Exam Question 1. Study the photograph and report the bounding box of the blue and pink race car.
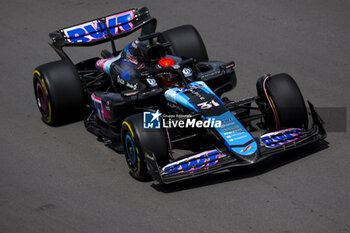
[33,7,326,184]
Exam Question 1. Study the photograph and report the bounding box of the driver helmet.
[124,40,142,64]
[156,57,178,86]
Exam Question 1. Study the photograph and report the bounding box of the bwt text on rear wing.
[48,7,157,60]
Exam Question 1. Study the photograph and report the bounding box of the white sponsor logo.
[182,67,192,77]
[162,118,221,128]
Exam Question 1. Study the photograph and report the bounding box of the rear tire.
[33,60,84,125]
[256,73,308,129]
[121,113,170,180]
[159,25,208,61]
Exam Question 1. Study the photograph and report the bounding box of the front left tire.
[121,113,170,180]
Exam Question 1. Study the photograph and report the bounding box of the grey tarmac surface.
[1,0,350,232]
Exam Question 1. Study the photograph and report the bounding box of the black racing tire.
[256,73,308,129]
[159,25,209,61]
[121,113,170,180]
[33,60,84,125]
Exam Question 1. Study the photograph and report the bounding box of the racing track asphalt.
[1,0,350,232]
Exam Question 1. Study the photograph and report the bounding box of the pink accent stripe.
[102,105,112,119]
[95,59,108,70]
[262,128,302,137]
[165,127,173,160]
[36,83,47,111]
[162,149,218,171]
[64,10,135,40]
[91,93,101,101]
[95,54,121,71]
[160,115,173,159]
[92,93,111,119]
[263,75,279,129]
[161,149,220,175]
[105,11,135,33]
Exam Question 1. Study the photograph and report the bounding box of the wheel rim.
[35,81,49,118]
[124,134,137,170]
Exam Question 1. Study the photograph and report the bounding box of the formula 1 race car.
[33,7,326,184]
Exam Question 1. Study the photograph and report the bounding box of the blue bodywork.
[165,81,258,158]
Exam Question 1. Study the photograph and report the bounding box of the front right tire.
[256,73,309,129]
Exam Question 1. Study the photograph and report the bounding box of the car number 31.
[197,100,220,109]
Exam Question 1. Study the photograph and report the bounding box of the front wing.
[145,102,326,184]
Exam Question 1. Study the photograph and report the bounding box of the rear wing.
[49,7,157,60]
